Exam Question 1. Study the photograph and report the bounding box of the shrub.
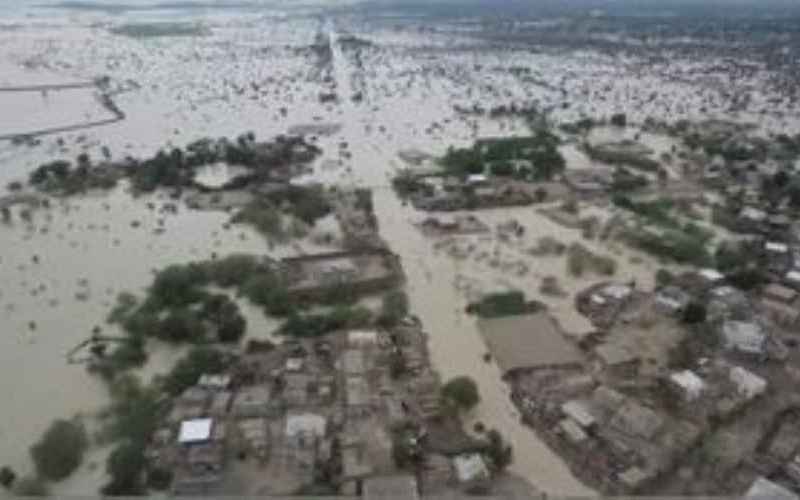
[102,442,146,496]
[682,302,707,324]
[162,347,228,396]
[12,476,49,496]
[30,419,89,481]
[379,290,409,327]
[442,376,480,411]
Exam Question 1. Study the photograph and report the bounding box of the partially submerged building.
[477,313,583,378]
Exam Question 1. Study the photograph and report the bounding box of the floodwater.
[0,4,795,496]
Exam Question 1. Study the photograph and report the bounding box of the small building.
[558,418,589,445]
[698,268,725,284]
[668,370,705,402]
[745,477,798,500]
[654,286,691,315]
[285,357,304,372]
[231,386,272,418]
[345,375,373,419]
[729,366,767,400]
[452,453,490,484]
[197,374,231,390]
[764,283,798,304]
[766,241,790,254]
[618,466,649,491]
[561,400,596,429]
[348,330,378,347]
[178,418,214,445]
[595,343,639,377]
[342,349,367,376]
[285,413,326,443]
[721,321,767,356]
[761,298,800,327]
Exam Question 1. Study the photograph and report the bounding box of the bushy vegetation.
[442,376,480,412]
[466,291,544,318]
[28,157,119,194]
[28,133,321,195]
[100,348,228,494]
[483,429,513,471]
[30,419,89,481]
[440,132,566,181]
[566,243,617,277]
[378,290,409,327]
[623,227,713,266]
[278,306,373,337]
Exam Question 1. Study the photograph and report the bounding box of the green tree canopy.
[442,376,480,412]
[30,419,89,481]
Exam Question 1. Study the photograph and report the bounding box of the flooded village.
[2,0,800,497]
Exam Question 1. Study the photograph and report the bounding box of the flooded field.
[0,1,799,495]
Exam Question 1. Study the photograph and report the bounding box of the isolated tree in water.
[442,376,480,412]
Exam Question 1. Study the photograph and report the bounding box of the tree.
[682,302,707,324]
[102,442,146,496]
[30,419,89,481]
[610,113,627,127]
[379,290,409,327]
[484,430,513,470]
[442,376,480,412]
[0,466,16,489]
[159,309,205,343]
[654,268,674,288]
[162,347,228,396]
[217,310,246,343]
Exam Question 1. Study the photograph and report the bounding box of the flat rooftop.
[477,313,583,375]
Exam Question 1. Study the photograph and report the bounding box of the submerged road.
[326,22,596,497]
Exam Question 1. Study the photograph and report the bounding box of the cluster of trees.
[28,154,118,194]
[623,227,713,266]
[278,306,373,337]
[566,242,617,277]
[130,133,320,192]
[96,255,281,378]
[441,132,566,181]
[466,291,544,318]
[231,184,331,239]
[30,419,89,481]
[99,348,229,494]
[612,195,680,228]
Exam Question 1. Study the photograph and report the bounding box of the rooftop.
[477,313,583,375]
[178,418,213,444]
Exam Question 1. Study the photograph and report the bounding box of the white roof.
[561,400,596,428]
[285,413,326,438]
[590,294,607,305]
[740,207,767,221]
[348,330,378,345]
[699,268,724,282]
[285,358,304,371]
[766,241,789,253]
[467,174,488,183]
[786,270,800,283]
[746,477,798,500]
[453,453,489,483]
[178,418,213,444]
[722,321,766,354]
[729,366,767,399]
[669,370,705,400]
[602,284,632,300]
